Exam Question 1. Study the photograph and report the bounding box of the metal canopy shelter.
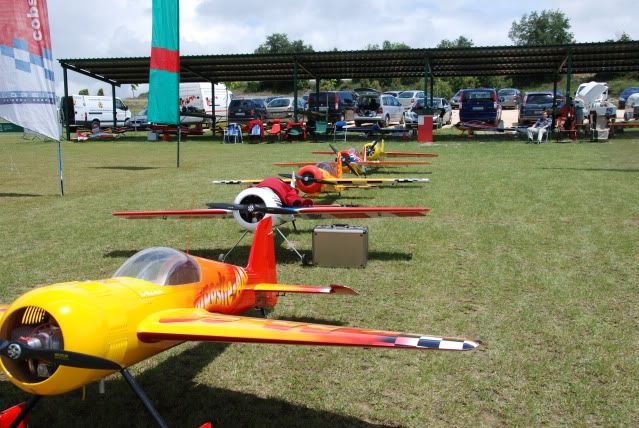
[60,41,639,83]
[59,41,639,135]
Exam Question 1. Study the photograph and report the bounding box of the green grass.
[1,131,638,427]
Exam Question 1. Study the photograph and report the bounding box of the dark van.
[459,88,502,125]
[307,91,356,123]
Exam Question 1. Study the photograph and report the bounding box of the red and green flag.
[148,0,179,124]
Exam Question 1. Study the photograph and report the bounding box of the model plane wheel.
[301,253,312,266]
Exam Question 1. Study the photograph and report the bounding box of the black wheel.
[91,119,100,128]
[123,118,130,127]
[301,253,312,266]
[381,115,389,128]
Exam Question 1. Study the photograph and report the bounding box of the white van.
[61,95,131,128]
[179,82,232,124]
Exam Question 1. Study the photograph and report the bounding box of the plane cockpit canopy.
[113,247,200,286]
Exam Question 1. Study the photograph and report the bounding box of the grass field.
[1,130,638,427]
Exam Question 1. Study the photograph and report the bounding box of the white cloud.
[45,0,638,96]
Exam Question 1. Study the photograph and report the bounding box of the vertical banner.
[0,0,59,140]
[148,0,180,125]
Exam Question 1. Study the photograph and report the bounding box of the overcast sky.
[48,0,638,97]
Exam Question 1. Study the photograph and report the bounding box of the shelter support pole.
[430,72,434,107]
[63,66,70,141]
[315,79,320,114]
[111,84,117,128]
[565,49,573,104]
[211,81,215,138]
[552,74,558,130]
[293,61,299,122]
[424,62,428,107]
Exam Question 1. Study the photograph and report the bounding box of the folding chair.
[284,121,306,142]
[311,120,328,142]
[333,120,348,142]
[223,123,243,143]
[247,119,264,143]
[267,119,282,143]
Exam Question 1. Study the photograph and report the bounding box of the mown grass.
[1,130,638,427]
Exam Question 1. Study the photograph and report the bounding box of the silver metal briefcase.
[312,225,368,268]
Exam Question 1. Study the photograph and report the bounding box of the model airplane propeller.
[0,218,479,428]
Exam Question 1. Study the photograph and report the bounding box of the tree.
[78,88,89,95]
[605,32,632,42]
[253,33,314,92]
[97,88,104,96]
[508,10,574,46]
[437,36,474,49]
[130,84,139,97]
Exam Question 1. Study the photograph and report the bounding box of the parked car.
[618,86,639,109]
[623,93,639,120]
[265,97,305,119]
[449,90,462,109]
[397,90,425,110]
[383,90,403,97]
[459,88,502,125]
[227,98,267,122]
[130,108,148,130]
[404,97,452,128]
[307,91,357,123]
[498,88,522,109]
[518,91,565,124]
[354,93,404,127]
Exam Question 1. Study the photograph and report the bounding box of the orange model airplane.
[277,142,435,176]
[0,218,479,427]
[311,139,438,162]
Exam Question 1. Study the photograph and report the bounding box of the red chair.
[247,119,264,143]
[267,119,281,142]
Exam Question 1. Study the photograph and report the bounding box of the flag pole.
[57,138,64,195]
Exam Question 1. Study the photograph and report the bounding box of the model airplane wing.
[384,151,438,158]
[0,305,8,323]
[247,283,357,294]
[310,151,438,158]
[274,161,323,167]
[354,160,432,166]
[113,209,233,219]
[314,177,430,185]
[291,206,430,218]
[137,308,479,351]
[212,179,269,185]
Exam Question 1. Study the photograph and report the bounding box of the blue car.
[618,86,639,109]
[459,88,502,125]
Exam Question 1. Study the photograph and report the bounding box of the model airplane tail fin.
[245,217,277,284]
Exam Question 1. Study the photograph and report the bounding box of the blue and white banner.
[0,0,59,141]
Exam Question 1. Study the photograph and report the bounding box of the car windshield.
[113,247,200,286]
[398,92,416,98]
[358,95,380,109]
[499,89,517,95]
[526,94,555,104]
[463,90,493,101]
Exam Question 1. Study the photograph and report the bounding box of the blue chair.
[223,123,243,144]
[333,120,348,142]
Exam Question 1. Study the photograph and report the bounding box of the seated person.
[527,111,552,144]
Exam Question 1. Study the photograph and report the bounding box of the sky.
[47,0,638,97]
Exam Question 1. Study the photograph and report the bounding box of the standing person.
[527,110,552,144]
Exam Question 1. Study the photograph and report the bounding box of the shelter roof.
[59,41,639,85]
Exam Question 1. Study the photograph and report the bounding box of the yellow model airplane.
[0,218,479,427]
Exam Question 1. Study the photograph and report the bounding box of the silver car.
[354,93,404,127]
[265,97,305,119]
[397,90,425,110]
[404,97,452,128]
[498,88,521,109]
